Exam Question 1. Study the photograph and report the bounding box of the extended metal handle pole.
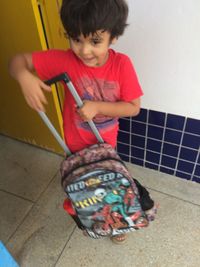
[39,72,104,154]
[45,72,104,144]
[38,111,71,156]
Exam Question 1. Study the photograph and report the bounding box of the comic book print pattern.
[65,169,148,238]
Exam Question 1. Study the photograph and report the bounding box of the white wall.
[114,0,200,119]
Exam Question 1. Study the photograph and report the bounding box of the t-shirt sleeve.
[119,55,143,101]
[32,49,69,80]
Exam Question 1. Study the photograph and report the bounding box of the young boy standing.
[9,0,157,243]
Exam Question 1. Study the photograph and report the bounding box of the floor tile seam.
[5,202,34,245]
[35,169,60,202]
[0,189,35,204]
[0,133,64,159]
[54,225,77,267]
[5,170,60,245]
[146,186,200,208]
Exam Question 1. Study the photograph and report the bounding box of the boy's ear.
[111,37,118,45]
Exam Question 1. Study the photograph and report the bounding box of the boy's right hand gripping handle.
[45,72,104,143]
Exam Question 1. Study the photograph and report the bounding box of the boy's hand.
[77,100,99,121]
[77,99,141,120]
[18,70,51,112]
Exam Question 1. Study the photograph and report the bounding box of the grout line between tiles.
[191,147,200,181]
[158,113,168,172]
[5,204,34,245]
[0,189,35,204]
[35,169,60,201]
[145,186,200,208]
[6,170,60,245]
[143,109,149,168]
[173,118,187,177]
[54,225,77,267]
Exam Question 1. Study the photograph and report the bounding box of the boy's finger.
[28,97,45,112]
[35,100,45,112]
[42,82,52,92]
[38,90,48,105]
[41,96,48,105]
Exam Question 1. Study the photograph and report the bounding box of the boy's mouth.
[81,57,97,66]
[82,57,95,62]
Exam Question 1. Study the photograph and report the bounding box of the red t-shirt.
[32,49,143,152]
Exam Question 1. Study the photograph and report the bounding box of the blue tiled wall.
[117,109,200,183]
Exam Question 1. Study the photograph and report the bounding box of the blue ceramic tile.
[198,154,200,164]
[117,142,130,156]
[131,157,144,166]
[131,121,146,136]
[175,171,191,180]
[166,114,185,131]
[119,118,130,132]
[118,153,129,162]
[192,176,200,183]
[194,165,200,177]
[147,125,164,140]
[161,155,177,169]
[160,166,175,175]
[164,129,182,145]
[132,108,147,123]
[118,131,130,144]
[149,110,166,127]
[180,147,198,163]
[145,162,159,170]
[163,143,179,157]
[185,118,200,135]
[131,135,145,148]
[177,160,194,174]
[131,146,145,159]
[182,133,200,149]
[147,139,162,153]
[146,151,160,164]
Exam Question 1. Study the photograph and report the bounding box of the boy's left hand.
[77,100,98,121]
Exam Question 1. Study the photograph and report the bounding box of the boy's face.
[69,30,116,67]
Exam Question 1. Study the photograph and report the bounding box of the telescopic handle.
[38,72,104,154]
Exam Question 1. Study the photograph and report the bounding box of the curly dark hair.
[60,0,128,40]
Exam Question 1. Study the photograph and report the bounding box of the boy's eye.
[72,38,80,43]
[91,39,101,45]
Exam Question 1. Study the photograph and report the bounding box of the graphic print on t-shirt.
[75,76,120,131]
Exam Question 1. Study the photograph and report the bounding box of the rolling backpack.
[38,73,149,239]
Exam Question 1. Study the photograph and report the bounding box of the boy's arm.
[9,53,51,111]
[77,98,141,121]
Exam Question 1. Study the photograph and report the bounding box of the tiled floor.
[1,134,200,267]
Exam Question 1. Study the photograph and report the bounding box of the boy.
[9,0,157,243]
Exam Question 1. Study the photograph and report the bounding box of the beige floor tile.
[127,163,200,206]
[0,191,33,243]
[0,135,63,201]
[2,135,200,267]
[7,173,75,267]
[55,190,200,267]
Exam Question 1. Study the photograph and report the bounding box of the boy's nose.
[80,44,91,56]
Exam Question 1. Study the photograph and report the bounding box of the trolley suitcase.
[39,73,149,238]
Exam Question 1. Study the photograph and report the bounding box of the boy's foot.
[145,203,159,221]
[110,234,127,244]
